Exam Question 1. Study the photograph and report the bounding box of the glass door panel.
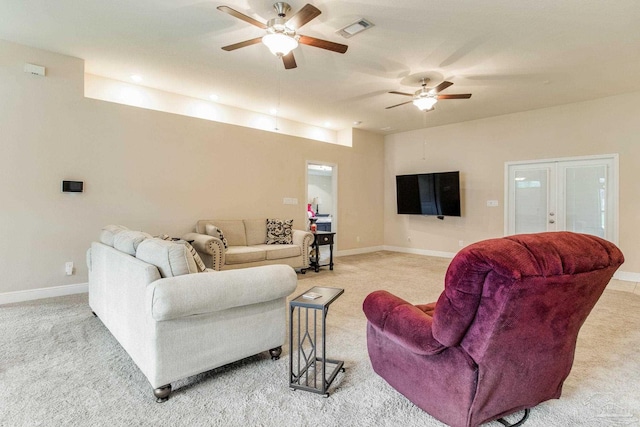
[514,168,551,233]
[508,163,556,234]
[562,164,607,238]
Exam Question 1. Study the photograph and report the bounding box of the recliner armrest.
[363,290,446,355]
[148,264,297,321]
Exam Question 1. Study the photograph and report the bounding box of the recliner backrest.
[431,232,624,421]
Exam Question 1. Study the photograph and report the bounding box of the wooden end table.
[309,231,335,272]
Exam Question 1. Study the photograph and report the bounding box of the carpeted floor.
[1,251,639,426]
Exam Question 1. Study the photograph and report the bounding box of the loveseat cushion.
[244,219,267,246]
[253,244,302,260]
[113,230,153,255]
[99,225,129,247]
[211,220,246,246]
[225,246,266,265]
[136,238,198,277]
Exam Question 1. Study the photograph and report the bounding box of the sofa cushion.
[136,238,198,277]
[157,234,207,273]
[113,230,153,255]
[225,246,266,265]
[99,225,129,247]
[253,244,301,260]
[244,219,267,246]
[205,224,228,249]
[211,220,246,246]
[266,218,293,244]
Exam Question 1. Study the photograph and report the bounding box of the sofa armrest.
[292,229,314,268]
[148,264,297,321]
[183,232,225,271]
[363,290,446,356]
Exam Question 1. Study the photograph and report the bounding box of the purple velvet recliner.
[363,232,624,427]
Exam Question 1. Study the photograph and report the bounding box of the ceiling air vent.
[337,18,374,38]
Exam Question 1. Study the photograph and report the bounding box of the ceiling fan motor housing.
[274,2,291,17]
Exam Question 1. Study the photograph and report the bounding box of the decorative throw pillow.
[205,224,229,249]
[266,218,293,244]
[158,234,207,273]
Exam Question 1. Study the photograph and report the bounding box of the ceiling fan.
[386,78,472,111]
[217,2,348,69]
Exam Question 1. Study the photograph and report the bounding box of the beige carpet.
[1,251,639,426]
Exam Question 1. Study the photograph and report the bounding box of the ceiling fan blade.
[298,35,348,54]
[221,37,263,51]
[385,100,414,109]
[389,91,414,97]
[217,5,267,29]
[282,52,297,69]
[437,94,472,99]
[433,81,454,93]
[286,4,321,30]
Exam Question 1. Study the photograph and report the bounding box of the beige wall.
[0,40,384,295]
[384,91,640,275]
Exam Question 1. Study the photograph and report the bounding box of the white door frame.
[504,153,619,244]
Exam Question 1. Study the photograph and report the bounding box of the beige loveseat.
[87,225,298,401]
[183,219,314,272]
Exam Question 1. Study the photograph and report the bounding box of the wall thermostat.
[62,180,84,193]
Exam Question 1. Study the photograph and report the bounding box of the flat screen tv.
[396,171,461,217]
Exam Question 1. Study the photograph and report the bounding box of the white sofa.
[87,225,298,401]
[184,219,314,272]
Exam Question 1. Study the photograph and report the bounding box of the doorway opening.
[307,161,338,253]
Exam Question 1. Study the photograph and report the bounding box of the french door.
[506,155,618,243]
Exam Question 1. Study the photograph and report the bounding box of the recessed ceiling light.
[130,74,142,83]
[270,108,278,115]
[324,121,331,127]
[353,121,362,126]
[381,126,392,131]
[209,94,219,101]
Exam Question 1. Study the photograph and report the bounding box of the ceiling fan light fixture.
[262,33,298,57]
[413,96,438,111]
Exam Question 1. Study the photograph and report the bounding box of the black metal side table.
[289,286,345,397]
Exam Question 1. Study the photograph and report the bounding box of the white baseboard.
[0,282,88,306]
[335,245,457,259]
[614,270,640,283]
[335,246,385,257]
[383,245,456,259]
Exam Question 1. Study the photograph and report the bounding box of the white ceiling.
[2,0,640,135]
